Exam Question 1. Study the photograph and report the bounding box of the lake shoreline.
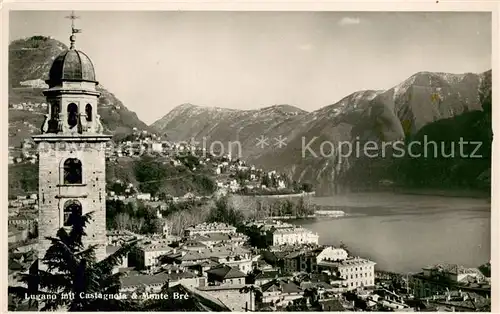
[296,192,490,273]
[393,188,490,199]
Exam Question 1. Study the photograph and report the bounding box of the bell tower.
[33,12,110,262]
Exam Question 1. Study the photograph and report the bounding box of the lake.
[292,192,490,273]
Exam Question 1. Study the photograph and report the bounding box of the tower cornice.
[43,88,101,97]
[33,134,112,142]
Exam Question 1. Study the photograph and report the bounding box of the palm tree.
[9,211,138,311]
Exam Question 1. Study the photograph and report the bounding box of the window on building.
[67,103,78,128]
[85,104,92,122]
[63,158,82,184]
[63,200,82,227]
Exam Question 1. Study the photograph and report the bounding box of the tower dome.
[46,48,97,86]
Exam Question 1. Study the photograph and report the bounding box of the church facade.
[33,33,110,262]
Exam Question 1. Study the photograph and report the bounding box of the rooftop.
[261,279,302,294]
[423,263,482,275]
[187,222,236,231]
[318,257,376,267]
[47,48,97,86]
[121,270,196,288]
[206,264,246,279]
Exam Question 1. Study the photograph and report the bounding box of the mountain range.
[153,71,492,193]
[9,36,492,194]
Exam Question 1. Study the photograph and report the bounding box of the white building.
[151,142,163,153]
[136,193,151,201]
[318,257,376,290]
[135,243,172,269]
[269,227,319,246]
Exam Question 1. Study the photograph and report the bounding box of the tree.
[303,287,320,309]
[301,182,313,193]
[478,262,491,278]
[207,197,245,227]
[261,175,271,188]
[339,241,350,255]
[9,211,138,311]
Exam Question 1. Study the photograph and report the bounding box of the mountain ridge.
[152,69,491,192]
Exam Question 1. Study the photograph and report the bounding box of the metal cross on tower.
[65,11,82,48]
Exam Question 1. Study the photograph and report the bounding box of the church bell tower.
[33,13,110,262]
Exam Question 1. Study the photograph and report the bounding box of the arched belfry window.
[63,200,82,227]
[63,158,82,184]
[85,104,93,122]
[67,103,78,128]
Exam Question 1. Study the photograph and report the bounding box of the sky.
[10,11,492,124]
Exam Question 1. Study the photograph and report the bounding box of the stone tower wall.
[37,140,108,262]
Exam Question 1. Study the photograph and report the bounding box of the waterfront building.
[412,263,490,299]
[243,220,319,248]
[268,227,319,246]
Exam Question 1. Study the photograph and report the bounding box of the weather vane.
[65,11,82,49]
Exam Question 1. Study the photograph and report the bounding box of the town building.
[268,226,319,246]
[120,269,200,293]
[260,279,303,307]
[136,193,151,201]
[412,263,490,299]
[282,248,323,274]
[318,257,376,290]
[206,264,247,286]
[33,30,110,262]
[132,243,172,269]
[196,285,255,311]
[107,230,141,245]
